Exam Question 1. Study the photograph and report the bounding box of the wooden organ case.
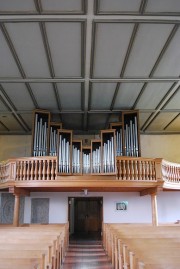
[31,109,141,175]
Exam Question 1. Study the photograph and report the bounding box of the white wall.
[24,191,180,224]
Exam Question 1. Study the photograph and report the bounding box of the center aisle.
[62,240,113,269]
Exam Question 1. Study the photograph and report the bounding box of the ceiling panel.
[62,114,82,130]
[153,28,180,77]
[166,115,180,131]
[146,112,179,131]
[20,113,32,130]
[136,82,173,109]
[0,114,24,131]
[30,83,58,110]
[114,83,144,109]
[0,29,21,77]
[139,112,152,129]
[90,83,116,110]
[45,22,82,77]
[1,83,35,110]
[124,23,174,77]
[0,98,9,111]
[164,89,180,110]
[98,0,141,13]
[145,0,180,13]
[57,83,82,110]
[5,23,50,77]
[93,23,134,78]
[41,0,83,13]
[0,120,9,131]
[0,0,36,13]
[88,114,107,130]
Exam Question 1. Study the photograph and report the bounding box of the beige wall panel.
[0,134,180,164]
[0,135,31,161]
[141,134,180,163]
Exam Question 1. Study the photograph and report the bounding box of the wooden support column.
[151,193,158,226]
[13,194,20,227]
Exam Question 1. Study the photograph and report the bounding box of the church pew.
[0,224,69,269]
[103,224,180,269]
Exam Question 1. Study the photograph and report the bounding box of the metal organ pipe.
[58,135,71,173]
[103,135,115,173]
[124,116,139,157]
[72,145,80,174]
[50,127,58,156]
[33,114,48,157]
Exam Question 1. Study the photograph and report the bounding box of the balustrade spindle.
[119,160,123,180]
[27,160,30,180]
[42,160,46,180]
[138,161,142,180]
[34,160,38,180]
[30,160,34,180]
[130,160,134,180]
[47,159,50,180]
[23,161,27,180]
[149,162,152,180]
[50,160,53,180]
[19,161,23,180]
[126,160,130,180]
[117,160,120,179]
[134,160,138,180]
[145,161,149,180]
[39,159,42,180]
[123,160,126,180]
[141,161,145,180]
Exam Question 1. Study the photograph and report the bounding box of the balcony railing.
[116,156,158,181]
[162,159,180,186]
[0,156,180,188]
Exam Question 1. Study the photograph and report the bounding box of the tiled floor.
[62,240,113,269]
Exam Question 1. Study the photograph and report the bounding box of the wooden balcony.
[0,156,180,194]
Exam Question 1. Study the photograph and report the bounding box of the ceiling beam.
[1,14,180,23]
[1,77,180,83]
[2,108,180,115]
[83,0,94,131]
[34,0,62,122]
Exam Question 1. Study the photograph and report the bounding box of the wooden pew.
[103,223,180,269]
[0,223,69,269]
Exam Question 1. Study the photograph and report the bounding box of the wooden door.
[73,197,102,236]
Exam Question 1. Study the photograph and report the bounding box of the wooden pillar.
[13,194,20,227]
[151,193,158,226]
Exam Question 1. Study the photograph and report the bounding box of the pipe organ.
[31,109,140,175]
